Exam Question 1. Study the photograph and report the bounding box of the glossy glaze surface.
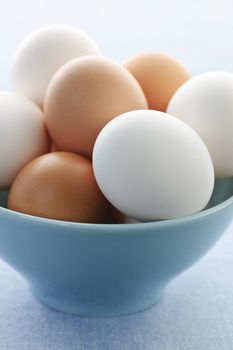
[0,178,233,316]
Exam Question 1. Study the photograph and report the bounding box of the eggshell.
[0,91,50,190]
[50,143,59,152]
[115,213,141,224]
[124,53,191,112]
[123,217,141,224]
[167,72,233,178]
[109,207,141,224]
[44,56,148,158]
[8,152,111,223]
[93,110,214,221]
[110,208,126,224]
[11,25,102,107]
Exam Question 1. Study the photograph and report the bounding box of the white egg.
[0,91,50,189]
[11,25,102,107]
[167,72,233,178]
[123,217,141,224]
[93,110,214,221]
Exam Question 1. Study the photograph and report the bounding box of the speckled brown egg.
[44,56,148,158]
[8,152,111,223]
[124,52,191,112]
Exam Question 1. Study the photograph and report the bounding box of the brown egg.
[44,56,148,158]
[110,207,126,224]
[110,208,140,224]
[8,152,111,223]
[50,142,59,152]
[124,52,191,112]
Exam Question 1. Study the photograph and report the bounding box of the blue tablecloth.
[0,223,233,350]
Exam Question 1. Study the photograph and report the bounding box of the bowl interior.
[1,177,233,224]
[205,177,233,209]
[1,178,233,317]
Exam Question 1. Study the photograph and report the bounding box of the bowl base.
[31,285,164,317]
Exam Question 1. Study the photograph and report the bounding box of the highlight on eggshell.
[167,72,233,178]
[44,56,148,158]
[93,109,215,222]
[11,24,102,107]
[124,52,191,112]
[0,23,230,225]
[0,91,50,190]
[8,152,112,223]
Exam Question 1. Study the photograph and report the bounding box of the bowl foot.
[31,285,164,317]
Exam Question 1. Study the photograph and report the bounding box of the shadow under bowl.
[0,178,233,317]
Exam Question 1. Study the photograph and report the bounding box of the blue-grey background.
[1,0,233,349]
[1,0,233,89]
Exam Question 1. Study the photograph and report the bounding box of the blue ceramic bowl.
[0,178,233,317]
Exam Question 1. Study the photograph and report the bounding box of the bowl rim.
[1,189,233,232]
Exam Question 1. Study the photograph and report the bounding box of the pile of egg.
[1,24,232,224]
